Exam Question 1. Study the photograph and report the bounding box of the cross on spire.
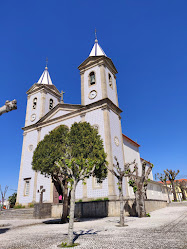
[45,57,48,69]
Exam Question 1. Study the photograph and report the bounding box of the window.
[49,99,53,110]
[93,124,99,131]
[24,178,31,196]
[92,177,102,189]
[33,97,37,109]
[108,73,113,88]
[89,72,96,86]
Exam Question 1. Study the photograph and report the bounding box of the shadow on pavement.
[0,228,10,234]
[73,229,100,243]
[43,217,105,225]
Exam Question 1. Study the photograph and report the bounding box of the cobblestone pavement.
[0,202,187,249]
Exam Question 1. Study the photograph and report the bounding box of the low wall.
[51,199,167,218]
[34,203,51,219]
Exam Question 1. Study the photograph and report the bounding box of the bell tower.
[25,66,61,127]
[78,37,119,107]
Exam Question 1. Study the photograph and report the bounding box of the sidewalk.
[0,202,187,249]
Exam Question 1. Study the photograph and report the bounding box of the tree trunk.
[61,179,69,223]
[181,188,186,200]
[119,180,124,226]
[137,185,146,218]
[166,185,171,203]
[68,181,77,246]
[171,181,177,201]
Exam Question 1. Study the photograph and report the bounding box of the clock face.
[89,90,97,99]
[114,136,119,146]
[30,113,36,122]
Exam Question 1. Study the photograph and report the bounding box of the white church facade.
[16,38,169,206]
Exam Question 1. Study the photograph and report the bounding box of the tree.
[0,185,8,210]
[32,125,69,222]
[176,180,187,200]
[55,122,108,246]
[107,156,136,226]
[157,172,171,203]
[8,192,17,207]
[125,161,154,218]
[164,169,180,202]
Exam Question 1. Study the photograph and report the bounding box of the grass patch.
[57,242,80,247]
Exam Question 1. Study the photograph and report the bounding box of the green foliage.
[32,122,107,184]
[14,204,25,209]
[133,186,138,193]
[32,125,69,177]
[92,198,103,201]
[8,192,17,207]
[58,242,79,248]
[56,122,108,185]
[67,122,108,182]
[104,197,109,201]
[28,203,34,208]
[78,199,82,202]
[146,213,151,217]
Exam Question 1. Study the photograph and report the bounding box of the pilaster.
[102,106,116,198]
[32,128,41,202]
[16,132,27,204]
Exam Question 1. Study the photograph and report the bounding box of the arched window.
[33,97,37,109]
[108,73,113,88]
[89,71,96,86]
[49,99,53,110]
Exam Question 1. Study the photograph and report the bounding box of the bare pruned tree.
[107,156,136,226]
[126,161,154,218]
[157,172,171,203]
[0,100,17,116]
[164,169,180,202]
[0,185,8,210]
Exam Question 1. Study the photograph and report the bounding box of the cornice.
[23,98,122,132]
[78,56,118,75]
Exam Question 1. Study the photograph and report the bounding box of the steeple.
[37,66,53,85]
[89,31,106,57]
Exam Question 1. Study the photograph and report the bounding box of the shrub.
[14,204,25,209]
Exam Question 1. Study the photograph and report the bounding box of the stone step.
[0,208,34,220]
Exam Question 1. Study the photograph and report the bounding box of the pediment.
[78,56,118,75]
[37,103,83,123]
[26,83,61,97]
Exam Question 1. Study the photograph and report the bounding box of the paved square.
[0,202,186,249]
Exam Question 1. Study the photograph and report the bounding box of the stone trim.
[78,56,118,75]
[102,107,116,198]
[81,73,85,105]
[16,133,27,204]
[33,128,41,202]
[23,98,122,132]
[100,65,107,99]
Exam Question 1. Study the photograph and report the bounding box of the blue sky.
[0,0,187,198]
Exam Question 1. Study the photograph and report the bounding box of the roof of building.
[140,157,152,165]
[89,38,107,57]
[122,134,140,147]
[158,179,187,184]
[37,66,53,85]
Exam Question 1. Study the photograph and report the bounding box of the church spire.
[37,62,53,85]
[89,30,106,57]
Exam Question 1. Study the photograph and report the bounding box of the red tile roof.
[122,134,140,147]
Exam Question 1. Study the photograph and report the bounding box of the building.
[16,37,167,206]
[158,179,187,201]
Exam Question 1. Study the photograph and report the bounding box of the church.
[16,37,168,206]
